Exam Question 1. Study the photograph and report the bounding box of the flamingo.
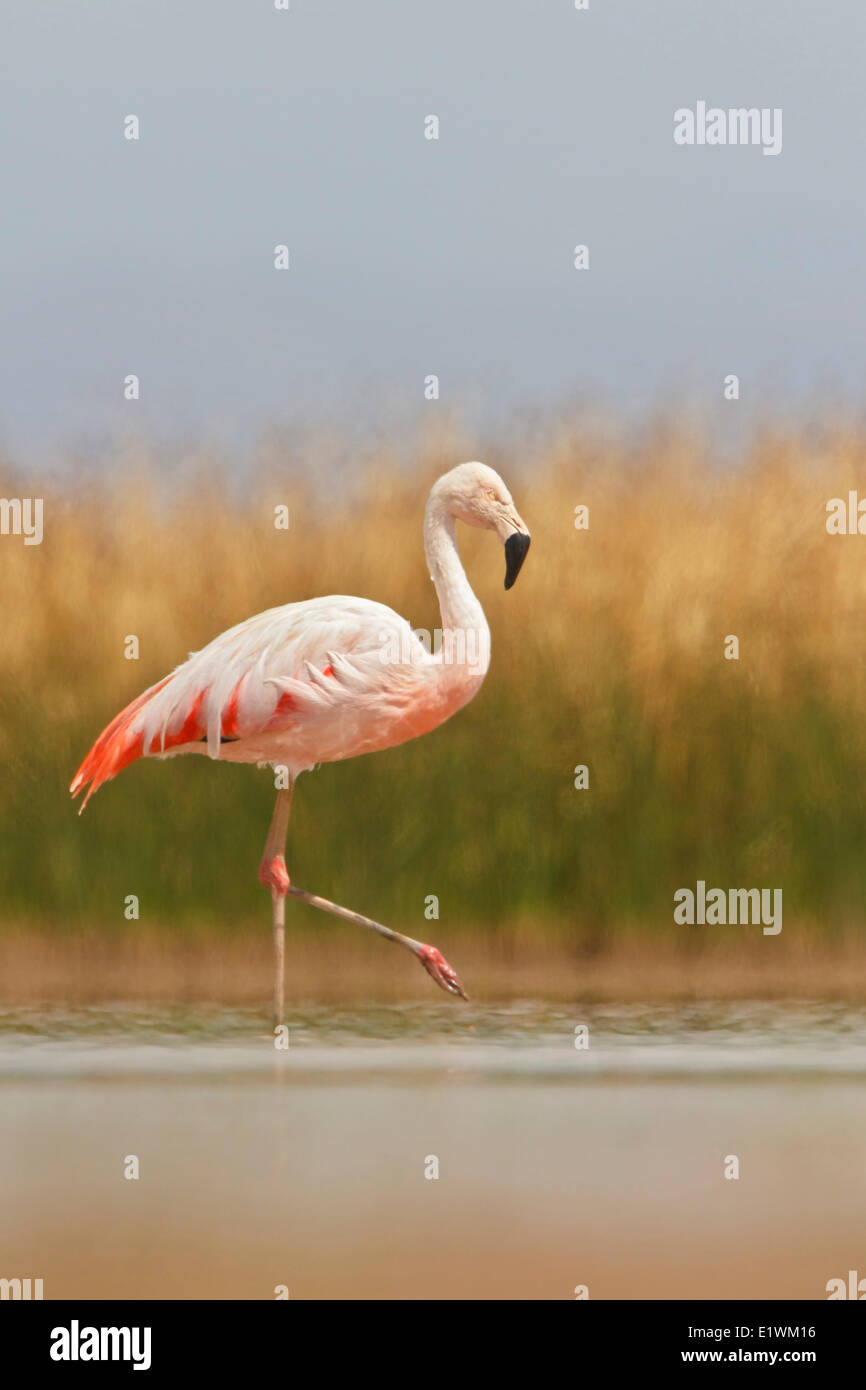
[71,462,531,1022]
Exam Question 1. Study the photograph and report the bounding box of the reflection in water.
[2,1003,865,1299]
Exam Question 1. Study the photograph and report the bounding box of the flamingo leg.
[258,782,294,1028]
[258,779,467,1011]
[286,884,468,1001]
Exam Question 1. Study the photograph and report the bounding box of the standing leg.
[258,781,294,1029]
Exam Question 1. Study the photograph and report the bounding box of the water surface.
[2,1002,864,1299]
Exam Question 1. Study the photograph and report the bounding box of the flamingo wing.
[71,596,429,809]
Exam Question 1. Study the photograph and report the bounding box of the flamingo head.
[430,462,531,589]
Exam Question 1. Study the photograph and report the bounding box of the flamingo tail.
[70,675,180,812]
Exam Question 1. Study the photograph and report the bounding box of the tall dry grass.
[4,418,866,964]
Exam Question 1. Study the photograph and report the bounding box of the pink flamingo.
[71,462,530,1022]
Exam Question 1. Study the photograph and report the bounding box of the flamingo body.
[71,595,487,807]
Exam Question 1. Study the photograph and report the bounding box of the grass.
[4,415,866,991]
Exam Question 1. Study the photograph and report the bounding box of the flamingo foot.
[258,854,290,896]
[417,944,469,1000]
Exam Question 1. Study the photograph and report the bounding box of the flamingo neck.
[423,497,490,672]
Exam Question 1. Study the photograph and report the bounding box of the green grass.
[4,423,866,947]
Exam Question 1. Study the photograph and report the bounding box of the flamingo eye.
[486,488,499,502]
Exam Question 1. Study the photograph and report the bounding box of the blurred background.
[5,419,866,1003]
[1,0,865,461]
[2,0,866,1003]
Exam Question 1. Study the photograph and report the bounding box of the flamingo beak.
[504,530,531,589]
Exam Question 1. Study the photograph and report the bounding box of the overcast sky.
[2,0,864,463]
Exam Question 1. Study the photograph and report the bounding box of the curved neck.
[423,496,490,669]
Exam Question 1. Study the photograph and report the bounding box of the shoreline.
[3,925,866,1005]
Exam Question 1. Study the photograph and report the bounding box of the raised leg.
[258,782,294,1028]
[286,884,468,1000]
[257,777,467,1012]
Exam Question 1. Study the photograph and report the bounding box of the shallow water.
[2,1002,865,1299]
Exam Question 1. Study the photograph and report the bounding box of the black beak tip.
[504,531,531,589]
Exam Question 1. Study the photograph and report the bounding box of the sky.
[1,0,865,464]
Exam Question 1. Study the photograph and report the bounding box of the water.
[2,1002,865,1299]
